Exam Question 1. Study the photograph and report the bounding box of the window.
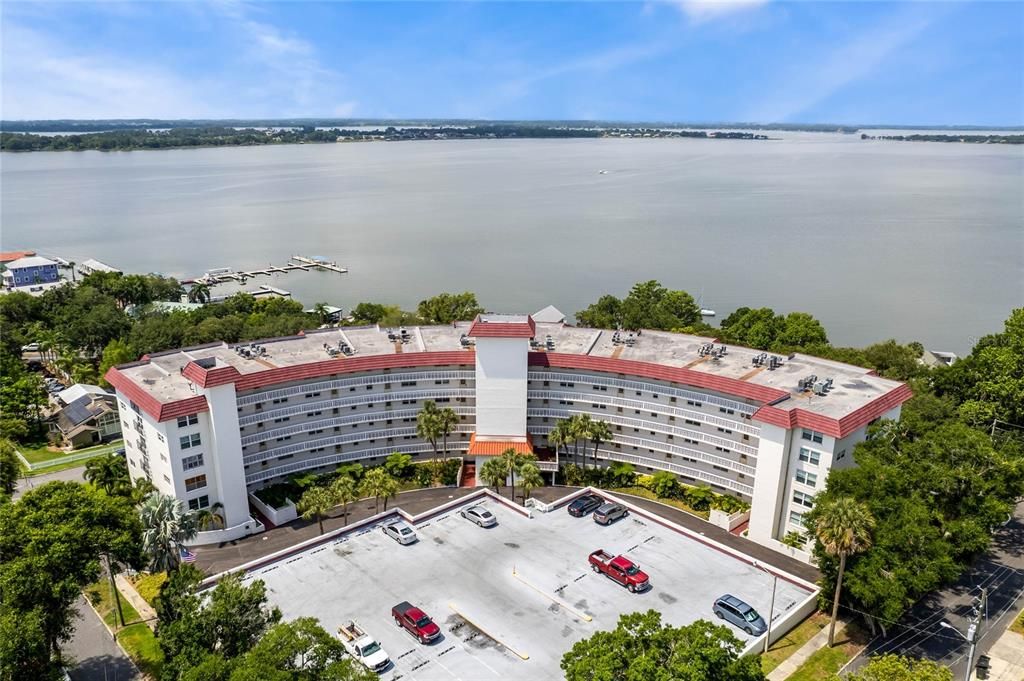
[798,448,820,465]
[793,491,815,508]
[795,470,817,487]
[686,399,703,407]
[789,511,805,527]
[177,414,199,428]
[179,433,201,449]
[836,449,847,461]
[188,495,210,511]
[272,397,289,404]
[719,407,735,415]
[685,418,701,427]
[801,429,824,444]
[182,453,204,470]
[184,475,207,492]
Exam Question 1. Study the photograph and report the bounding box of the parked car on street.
[382,521,418,545]
[713,594,767,636]
[338,620,391,672]
[392,601,441,644]
[589,549,650,592]
[567,493,604,517]
[460,505,497,527]
[21,342,40,352]
[593,502,628,525]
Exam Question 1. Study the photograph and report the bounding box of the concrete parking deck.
[246,493,815,681]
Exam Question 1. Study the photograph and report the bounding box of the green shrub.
[649,471,680,499]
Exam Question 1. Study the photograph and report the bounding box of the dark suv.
[567,494,604,517]
[713,594,767,636]
[593,502,628,525]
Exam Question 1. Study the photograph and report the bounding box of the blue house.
[2,255,60,289]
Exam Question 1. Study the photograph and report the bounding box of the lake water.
[2,134,1021,354]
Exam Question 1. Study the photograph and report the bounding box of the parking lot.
[250,494,815,680]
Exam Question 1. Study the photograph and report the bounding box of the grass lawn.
[18,439,124,475]
[16,440,63,464]
[129,572,167,608]
[761,611,830,674]
[118,623,163,679]
[608,486,710,519]
[786,621,870,681]
[84,578,163,678]
[1011,607,1024,636]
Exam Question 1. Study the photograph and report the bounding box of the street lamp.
[940,620,978,681]
[752,561,777,654]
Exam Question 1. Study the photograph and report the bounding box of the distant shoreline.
[0,125,774,152]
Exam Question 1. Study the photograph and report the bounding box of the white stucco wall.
[474,337,528,438]
[201,382,251,528]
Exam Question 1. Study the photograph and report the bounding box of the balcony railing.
[526,398,758,456]
[242,406,475,447]
[528,422,756,476]
[527,371,758,415]
[245,441,471,485]
[239,388,475,426]
[243,424,475,465]
[526,389,758,435]
[237,370,475,406]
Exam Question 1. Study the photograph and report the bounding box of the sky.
[2,1,1022,126]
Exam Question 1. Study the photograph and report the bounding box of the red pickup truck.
[589,550,650,592]
[392,601,441,644]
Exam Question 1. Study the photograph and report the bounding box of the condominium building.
[105,313,911,555]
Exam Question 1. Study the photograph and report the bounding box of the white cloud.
[0,23,218,119]
[745,11,939,123]
[670,0,770,24]
[332,101,358,117]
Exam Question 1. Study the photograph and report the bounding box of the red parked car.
[392,601,441,644]
[589,550,650,592]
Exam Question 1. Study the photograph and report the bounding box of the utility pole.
[753,561,778,654]
[963,589,986,681]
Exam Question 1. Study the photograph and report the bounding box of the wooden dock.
[188,255,347,285]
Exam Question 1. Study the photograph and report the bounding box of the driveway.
[63,595,140,681]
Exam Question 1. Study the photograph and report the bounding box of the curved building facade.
[106,313,911,555]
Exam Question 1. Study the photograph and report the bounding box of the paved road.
[846,501,1024,678]
[63,595,140,681]
[14,464,86,498]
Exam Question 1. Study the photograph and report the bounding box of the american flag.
[179,547,197,564]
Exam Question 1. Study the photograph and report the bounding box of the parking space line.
[512,566,593,622]
[448,602,530,660]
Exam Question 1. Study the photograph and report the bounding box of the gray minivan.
[593,502,628,525]
[713,594,767,636]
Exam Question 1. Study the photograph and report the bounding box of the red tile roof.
[0,250,36,263]
[467,433,535,456]
[467,315,536,338]
[104,366,209,422]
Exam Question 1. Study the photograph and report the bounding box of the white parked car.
[21,342,40,352]
[338,620,391,672]
[460,505,497,527]
[382,521,418,545]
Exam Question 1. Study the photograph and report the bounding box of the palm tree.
[416,401,442,461]
[312,302,332,324]
[330,475,359,525]
[549,420,573,473]
[437,407,459,460]
[298,487,336,535]
[139,493,198,573]
[498,448,521,501]
[571,414,593,467]
[359,468,399,515]
[479,458,507,492]
[187,281,211,304]
[84,454,130,495]
[518,462,544,503]
[196,502,226,531]
[813,497,875,647]
[589,420,612,469]
[66,261,77,283]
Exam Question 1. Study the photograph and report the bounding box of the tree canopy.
[845,654,953,681]
[576,281,701,332]
[416,292,484,324]
[561,610,764,681]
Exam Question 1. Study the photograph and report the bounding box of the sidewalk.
[115,574,158,631]
[973,627,1024,680]
[767,619,849,681]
